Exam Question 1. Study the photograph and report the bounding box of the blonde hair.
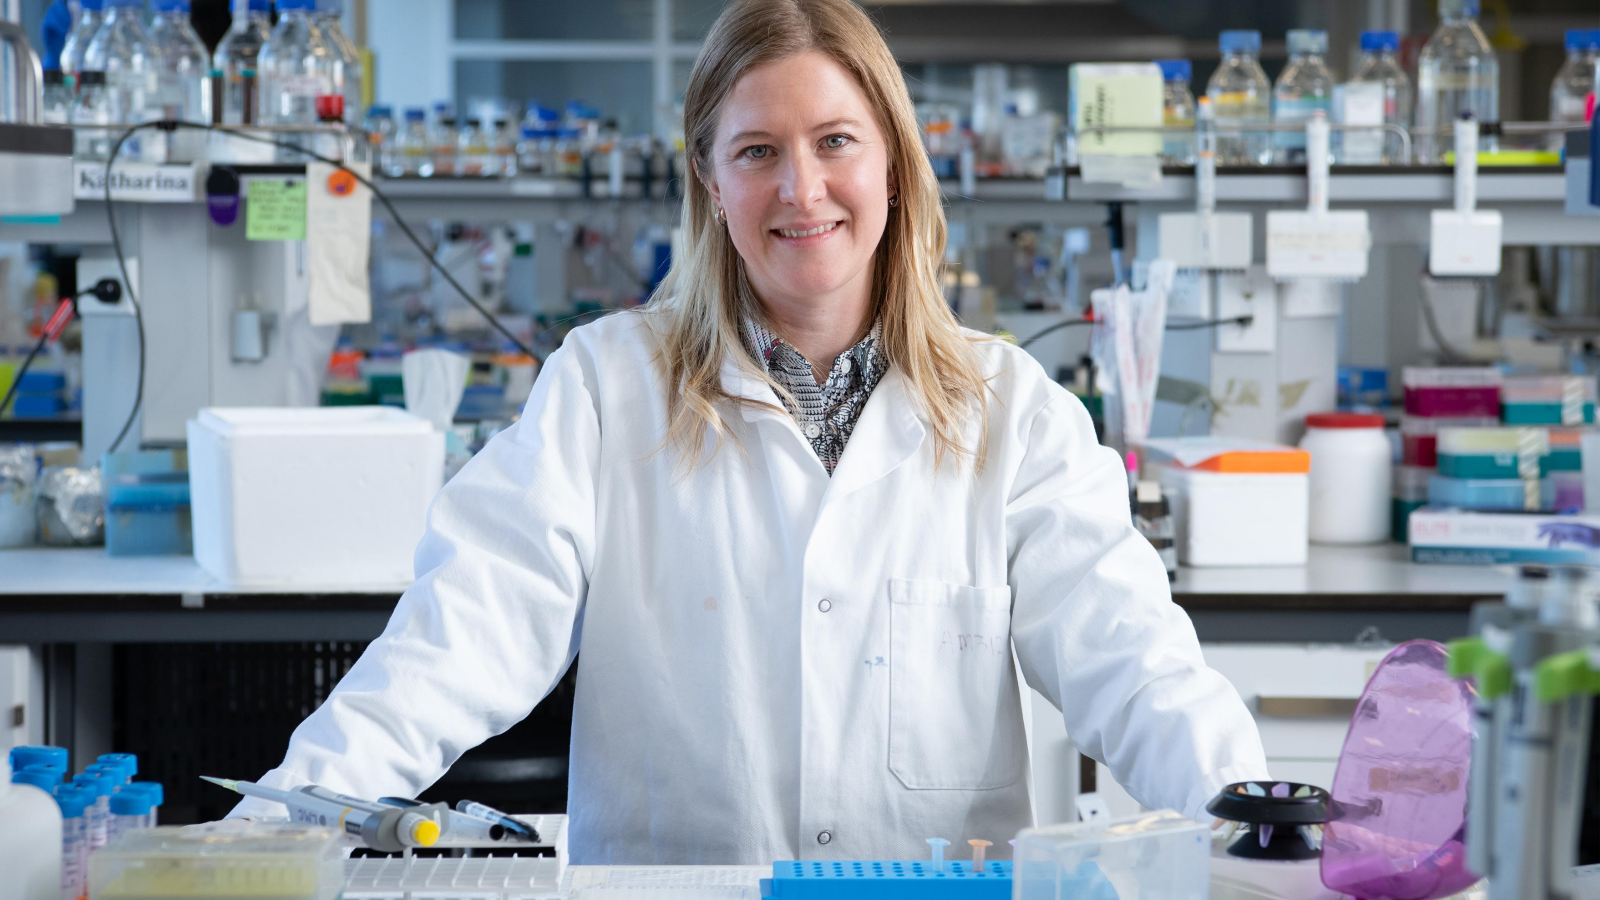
[650,0,989,470]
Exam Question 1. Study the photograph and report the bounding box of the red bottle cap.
[315,94,345,123]
[1305,412,1386,429]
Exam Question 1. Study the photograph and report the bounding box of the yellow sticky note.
[246,178,308,241]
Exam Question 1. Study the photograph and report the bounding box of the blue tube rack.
[759,859,1013,899]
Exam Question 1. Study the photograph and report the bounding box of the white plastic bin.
[187,407,444,587]
[1013,810,1209,900]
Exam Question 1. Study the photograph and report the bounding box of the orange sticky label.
[326,169,358,198]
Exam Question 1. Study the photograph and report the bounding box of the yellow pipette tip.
[199,776,240,792]
[411,818,441,847]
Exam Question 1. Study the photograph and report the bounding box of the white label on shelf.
[74,162,202,202]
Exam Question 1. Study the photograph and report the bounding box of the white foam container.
[187,407,444,587]
[1158,466,1309,566]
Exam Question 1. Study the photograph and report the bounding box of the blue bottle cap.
[72,772,115,798]
[246,0,271,10]
[9,746,69,772]
[368,104,393,118]
[405,108,426,121]
[1565,28,1600,52]
[107,0,145,8]
[54,787,91,819]
[110,790,153,816]
[12,768,58,793]
[20,764,65,785]
[98,753,138,781]
[277,0,317,10]
[1219,30,1261,55]
[1155,59,1191,83]
[126,781,164,806]
[80,0,105,9]
[1441,0,1480,18]
[1287,29,1328,55]
[151,0,191,12]
[1360,30,1400,53]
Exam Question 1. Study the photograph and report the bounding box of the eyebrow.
[726,118,868,146]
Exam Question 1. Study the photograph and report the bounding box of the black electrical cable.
[1016,313,1254,350]
[0,281,120,419]
[99,120,543,452]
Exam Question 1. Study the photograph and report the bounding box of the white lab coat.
[232,309,1267,863]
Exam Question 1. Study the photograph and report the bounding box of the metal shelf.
[1063,165,1568,204]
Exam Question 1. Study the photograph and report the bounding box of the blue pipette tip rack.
[760,859,1013,899]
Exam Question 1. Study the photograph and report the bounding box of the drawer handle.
[1257,696,1358,718]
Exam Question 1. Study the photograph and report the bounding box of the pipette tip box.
[759,860,1012,899]
[89,821,344,900]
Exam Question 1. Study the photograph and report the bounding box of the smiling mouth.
[773,221,841,239]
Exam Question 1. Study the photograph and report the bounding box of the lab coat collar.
[718,350,926,496]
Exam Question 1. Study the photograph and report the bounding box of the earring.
[716,206,727,225]
[888,195,898,207]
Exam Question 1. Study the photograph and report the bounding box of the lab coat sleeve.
[228,341,599,818]
[1007,394,1267,820]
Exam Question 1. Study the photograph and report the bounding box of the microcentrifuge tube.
[926,837,950,874]
[968,839,992,872]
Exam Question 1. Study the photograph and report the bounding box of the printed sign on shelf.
[73,162,204,202]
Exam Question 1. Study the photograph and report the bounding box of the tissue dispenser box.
[187,407,443,587]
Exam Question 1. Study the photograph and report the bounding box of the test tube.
[72,771,116,849]
[109,788,153,843]
[126,781,164,828]
[98,754,138,785]
[926,837,950,874]
[85,763,124,786]
[55,787,90,900]
[968,839,992,873]
[9,745,69,772]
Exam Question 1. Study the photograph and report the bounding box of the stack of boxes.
[1394,367,1502,540]
[6,371,67,417]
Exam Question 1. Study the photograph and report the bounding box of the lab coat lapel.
[826,365,926,498]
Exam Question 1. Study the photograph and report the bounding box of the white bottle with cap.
[0,756,63,900]
[1300,412,1392,544]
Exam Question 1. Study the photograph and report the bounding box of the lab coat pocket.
[888,579,1024,791]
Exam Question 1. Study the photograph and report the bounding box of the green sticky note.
[246,178,307,241]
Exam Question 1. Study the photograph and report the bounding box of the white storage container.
[187,407,444,587]
[1159,466,1309,566]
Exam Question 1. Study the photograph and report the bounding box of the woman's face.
[702,51,893,313]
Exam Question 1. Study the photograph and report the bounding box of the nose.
[777,148,826,210]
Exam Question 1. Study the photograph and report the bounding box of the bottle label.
[281,74,332,97]
[1273,95,1331,151]
[1341,82,1387,163]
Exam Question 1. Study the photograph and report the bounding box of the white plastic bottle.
[1300,412,1392,544]
[1156,59,1196,165]
[1550,29,1598,152]
[259,0,341,156]
[1343,30,1412,164]
[214,0,274,125]
[1273,29,1336,164]
[1207,30,1272,166]
[0,757,63,900]
[60,0,105,90]
[83,0,156,162]
[1416,0,1499,163]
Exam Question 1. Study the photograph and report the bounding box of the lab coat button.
[817,831,832,845]
[818,598,832,613]
[803,422,822,439]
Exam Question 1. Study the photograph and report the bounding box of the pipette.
[378,796,513,845]
[200,776,442,852]
[456,799,540,842]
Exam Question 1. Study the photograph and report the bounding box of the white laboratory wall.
[370,0,454,115]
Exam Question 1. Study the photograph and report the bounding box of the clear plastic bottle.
[73,70,113,160]
[1156,59,1196,165]
[1273,29,1336,164]
[259,0,341,157]
[42,69,71,124]
[1343,30,1412,164]
[458,118,489,176]
[214,0,273,125]
[430,111,459,177]
[492,117,516,177]
[60,0,105,91]
[1550,28,1598,151]
[316,0,363,122]
[148,0,211,124]
[398,107,429,176]
[83,0,156,162]
[364,104,396,175]
[1207,30,1272,166]
[516,125,543,175]
[1416,0,1499,163]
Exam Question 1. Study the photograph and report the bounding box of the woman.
[233,0,1267,863]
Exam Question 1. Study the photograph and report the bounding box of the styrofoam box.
[1158,466,1309,566]
[187,407,444,587]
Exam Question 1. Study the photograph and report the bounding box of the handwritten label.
[939,631,1009,656]
[246,178,307,241]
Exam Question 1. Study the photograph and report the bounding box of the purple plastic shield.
[1320,640,1478,900]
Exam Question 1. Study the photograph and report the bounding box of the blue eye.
[823,134,851,149]
[744,145,770,159]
